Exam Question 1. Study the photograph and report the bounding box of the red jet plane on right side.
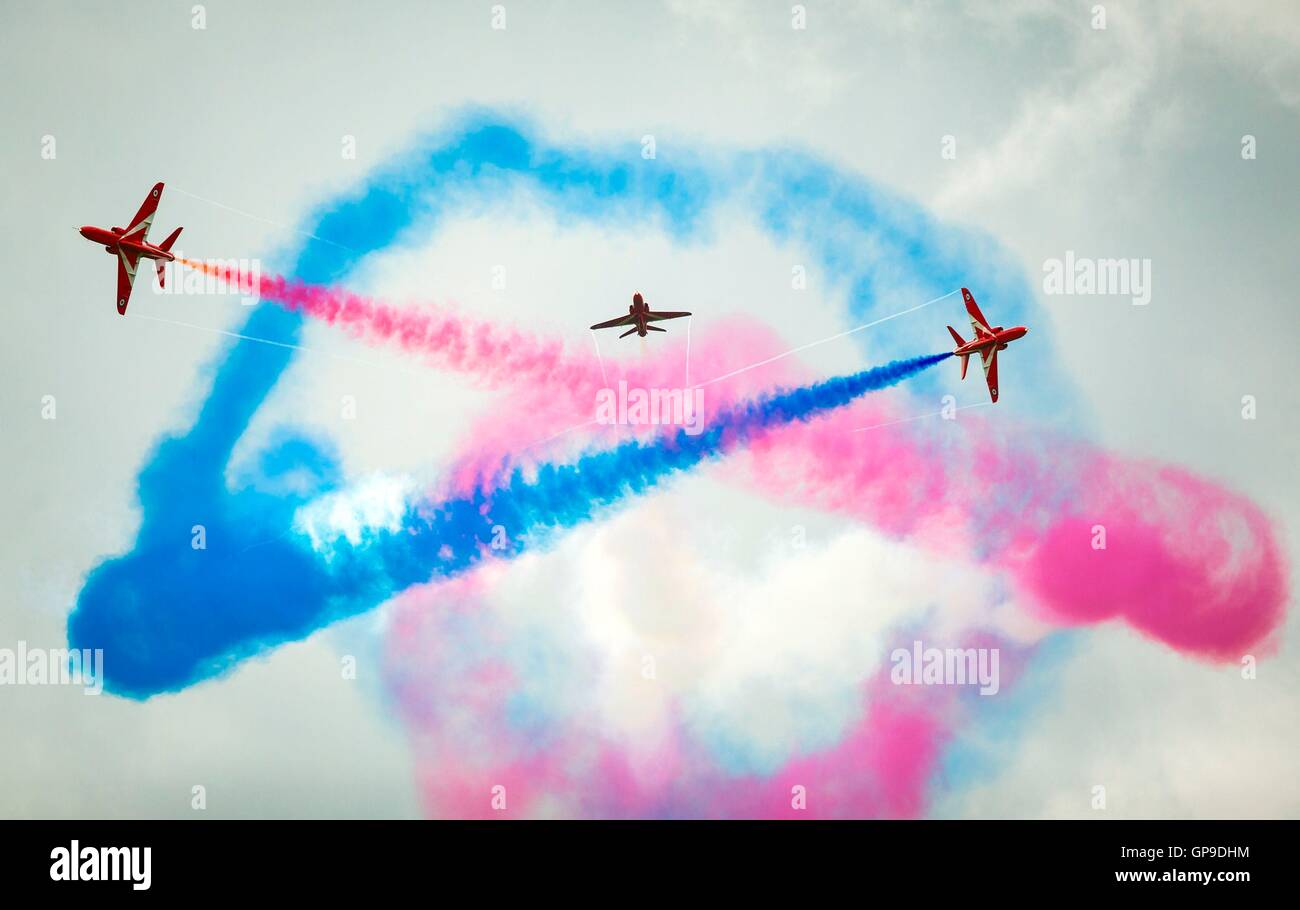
[946,287,1028,403]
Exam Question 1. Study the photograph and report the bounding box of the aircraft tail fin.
[156,260,167,288]
[619,327,638,339]
[646,325,667,333]
[158,226,182,253]
[949,326,969,379]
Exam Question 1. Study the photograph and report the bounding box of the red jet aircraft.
[946,287,1028,403]
[590,293,691,338]
[79,182,182,316]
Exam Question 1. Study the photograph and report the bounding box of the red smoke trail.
[181,258,597,391]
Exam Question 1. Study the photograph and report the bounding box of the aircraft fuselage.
[626,298,651,336]
[78,225,175,262]
[953,325,1027,357]
[590,292,690,339]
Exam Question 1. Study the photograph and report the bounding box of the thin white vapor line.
[131,312,434,380]
[170,186,356,253]
[850,400,991,433]
[685,314,693,389]
[133,312,306,350]
[590,330,608,387]
[696,289,959,389]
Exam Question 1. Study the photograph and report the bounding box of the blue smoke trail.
[341,352,952,594]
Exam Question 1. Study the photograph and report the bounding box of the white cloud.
[934,630,1300,818]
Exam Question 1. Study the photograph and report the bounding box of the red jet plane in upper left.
[79,182,182,315]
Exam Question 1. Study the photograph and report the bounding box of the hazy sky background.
[1,0,1296,817]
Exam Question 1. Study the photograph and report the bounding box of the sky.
[0,0,1296,818]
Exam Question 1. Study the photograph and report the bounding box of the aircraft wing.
[116,247,141,315]
[646,310,690,322]
[980,345,999,402]
[590,313,637,330]
[121,182,164,244]
[962,287,993,339]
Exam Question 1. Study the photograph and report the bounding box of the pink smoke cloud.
[734,406,1286,661]
[383,577,957,819]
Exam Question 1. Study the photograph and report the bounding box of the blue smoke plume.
[72,351,947,697]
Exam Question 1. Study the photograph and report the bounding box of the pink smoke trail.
[185,259,777,413]
[183,259,601,390]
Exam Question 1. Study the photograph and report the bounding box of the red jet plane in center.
[590,293,691,338]
[946,287,1028,402]
[78,181,182,316]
